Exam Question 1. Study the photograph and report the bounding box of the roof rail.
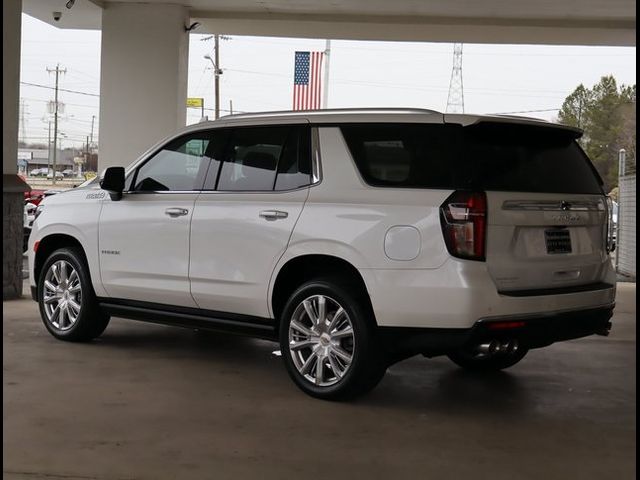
[223,107,441,120]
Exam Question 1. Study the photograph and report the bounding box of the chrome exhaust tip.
[504,339,519,354]
[476,340,500,355]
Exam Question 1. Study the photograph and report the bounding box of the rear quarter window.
[340,124,460,188]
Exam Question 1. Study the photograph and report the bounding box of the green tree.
[621,84,636,103]
[558,76,636,190]
[558,84,591,132]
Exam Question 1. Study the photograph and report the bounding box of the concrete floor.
[3,283,636,480]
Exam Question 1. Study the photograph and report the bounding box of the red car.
[24,188,46,206]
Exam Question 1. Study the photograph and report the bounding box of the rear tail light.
[440,190,487,261]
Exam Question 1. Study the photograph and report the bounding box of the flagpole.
[322,40,331,109]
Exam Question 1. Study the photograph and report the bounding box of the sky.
[19,13,637,149]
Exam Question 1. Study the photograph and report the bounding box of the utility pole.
[229,99,233,115]
[446,44,465,114]
[203,49,221,119]
[82,135,89,177]
[322,40,331,109]
[203,34,230,120]
[48,121,52,171]
[89,114,95,148]
[47,64,66,185]
[214,34,220,120]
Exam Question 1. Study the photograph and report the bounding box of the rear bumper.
[361,257,617,328]
[379,304,614,359]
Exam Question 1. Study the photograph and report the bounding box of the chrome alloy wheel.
[288,294,355,387]
[42,260,82,331]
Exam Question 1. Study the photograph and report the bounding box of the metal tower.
[446,43,464,113]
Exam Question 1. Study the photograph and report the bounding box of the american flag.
[293,51,324,110]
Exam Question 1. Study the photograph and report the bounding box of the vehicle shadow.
[93,320,534,414]
[361,360,534,415]
[93,321,279,367]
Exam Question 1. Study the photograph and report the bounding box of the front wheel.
[279,279,386,400]
[38,247,110,342]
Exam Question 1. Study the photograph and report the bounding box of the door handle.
[259,210,288,220]
[165,207,189,218]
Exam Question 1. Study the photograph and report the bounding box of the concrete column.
[3,0,29,300]
[99,3,189,170]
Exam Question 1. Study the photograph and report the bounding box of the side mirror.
[100,167,125,201]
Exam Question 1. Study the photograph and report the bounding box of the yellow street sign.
[187,97,204,108]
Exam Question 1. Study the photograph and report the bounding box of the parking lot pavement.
[3,283,635,480]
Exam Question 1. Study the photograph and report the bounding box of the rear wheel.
[38,247,110,342]
[447,345,528,371]
[279,279,386,400]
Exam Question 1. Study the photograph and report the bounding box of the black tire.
[37,247,110,342]
[447,346,529,371]
[279,278,386,400]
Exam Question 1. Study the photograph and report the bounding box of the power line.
[200,106,245,114]
[192,66,210,97]
[224,67,567,98]
[24,72,568,102]
[20,81,99,97]
[65,69,100,82]
[21,98,100,110]
[21,136,96,142]
[21,77,567,105]
[21,70,565,122]
[65,117,100,126]
[490,108,559,114]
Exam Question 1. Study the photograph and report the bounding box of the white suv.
[29,109,616,400]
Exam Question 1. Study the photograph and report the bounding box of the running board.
[98,300,277,341]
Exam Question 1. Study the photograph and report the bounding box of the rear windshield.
[340,122,603,194]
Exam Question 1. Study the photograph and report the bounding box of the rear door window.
[217,127,287,191]
[210,126,311,192]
